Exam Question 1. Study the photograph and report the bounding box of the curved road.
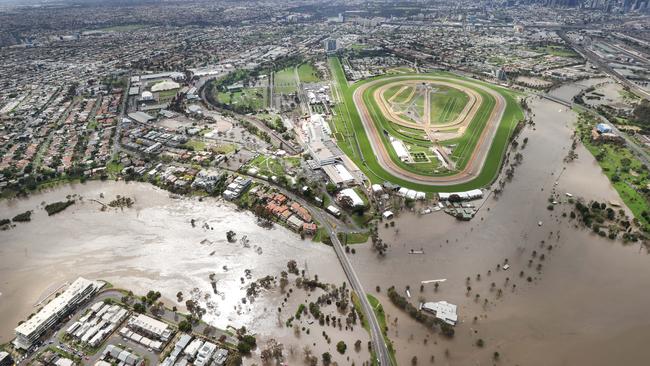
[353,75,507,186]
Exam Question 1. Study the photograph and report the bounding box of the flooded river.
[2,79,649,365]
[0,182,369,365]
[349,91,650,365]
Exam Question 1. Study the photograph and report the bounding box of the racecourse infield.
[328,57,524,192]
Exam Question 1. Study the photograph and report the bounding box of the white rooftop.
[421,301,458,325]
[15,277,98,337]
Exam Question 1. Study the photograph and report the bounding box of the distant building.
[324,38,338,53]
[140,91,154,101]
[13,277,101,350]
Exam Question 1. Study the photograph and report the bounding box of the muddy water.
[349,93,650,365]
[0,182,368,365]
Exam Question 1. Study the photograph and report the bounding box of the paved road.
[352,75,507,186]
[112,75,131,155]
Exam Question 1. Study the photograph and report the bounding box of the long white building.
[14,277,101,350]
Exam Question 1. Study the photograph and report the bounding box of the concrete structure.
[102,345,143,366]
[194,342,217,366]
[127,314,172,341]
[420,301,458,325]
[13,277,101,350]
[128,111,155,124]
[307,140,337,166]
[322,163,355,186]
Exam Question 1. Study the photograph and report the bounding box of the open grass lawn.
[246,154,291,177]
[158,88,179,101]
[383,84,404,101]
[217,87,267,110]
[577,114,650,231]
[539,45,578,57]
[391,86,415,104]
[274,67,297,94]
[212,143,236,154]
[339,231,370,244]
[327,56,524,192]
[297,63,321,83]
[429,85,470,124]
[185,139,206,151]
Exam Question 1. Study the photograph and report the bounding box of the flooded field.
[0,182,369,364]
[348,92,650,365]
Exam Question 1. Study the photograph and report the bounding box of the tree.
[226,230,237,242]
[287,259,299,275]
[225,352,243,366]
[133,303,146,313]
[411,356,418,365]
[178,319,192,332]
[322,352,332,365]
[336,341,347,354]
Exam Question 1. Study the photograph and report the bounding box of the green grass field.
[429,85,470,124]
[297,63,321,83]
[537,45,579,57]
[576,113,650,232]
[217,87,267,110]
[274,67,297,94]
[328,57,524,192]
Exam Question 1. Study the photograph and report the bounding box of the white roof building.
[339,188,364,207]
[438,189,483,201]
[390,137,409,161]
[128,314,172,341]
[14,277,100,350]
[421,301,458,325]
[323,163,355,186]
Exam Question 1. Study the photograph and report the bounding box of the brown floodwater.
[2,80,649,365]
[348,92,650,365]
[0,181,369,365]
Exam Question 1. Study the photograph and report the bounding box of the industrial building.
[13,277,102,350]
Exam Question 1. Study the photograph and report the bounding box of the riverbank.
[347,93,650,365]
[0,180,371,365]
